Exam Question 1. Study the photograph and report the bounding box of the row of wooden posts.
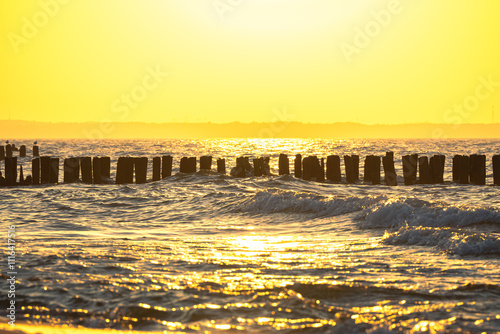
[1,152,500,187]
[0,145,39,160]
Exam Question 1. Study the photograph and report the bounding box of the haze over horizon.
[1,1,499,128]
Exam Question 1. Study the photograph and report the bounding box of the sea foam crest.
[361,199,500,229]
[239,190,386,216]
[383,226,500,256]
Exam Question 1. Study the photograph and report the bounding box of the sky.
[1,0,499,125]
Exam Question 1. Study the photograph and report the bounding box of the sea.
[1,138,500,334]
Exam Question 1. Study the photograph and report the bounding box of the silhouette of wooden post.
[179,157,188,173]
[458,155,470,184]
[364,156,372,183]
[344,155,355,184]
[493,155,500,186]
[294,154,302,178]
[0,146,4,161]
[353,155,360,181]
[302,156,313,181]
[40,156,51,184]
[189,157,197,173]
[80,157,92,184]
[418,156,431,184]
[32,158,40,185]
[92,157,101,184]
[315,157,325,182]
[49,158,59,184]
[430,155,445,184]
[253,158,263,177]
[217,158,226,174]
[64,158,79,183]
[20,145,26,157]
[368,155,381,185]
[452,155,461,182]
[116,157,133,184]
[470,154,486,185]
[100,157,111,180]
[180,157,196,173]
[161,155,173,178]
[33,145,39,157]
[383,152,397,186]
[135,157,148,184]
[402,154,418,185]
[200,156,212,170]
[152,157,161,181]
[326,155,341,183]
[279,154,289,175]
[19,166,24,184]
[6,145,13,158]
[4,157,17,186]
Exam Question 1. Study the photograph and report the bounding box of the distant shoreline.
[1,120,499,139]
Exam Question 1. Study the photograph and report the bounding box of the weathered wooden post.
[49,158,59,184]
[189,157,197,173]
[383,152,397,186]
[33,145,39,157]
[294,154,302,178]
[80,157,92,184]
[161,155,173,178]
[326,155,341,183]
[263,157,271,176]
[40,156,51,184]
[100,157,111,180]
[366,155,381,185]
[64,158,79,183]
[430,155,445,184]
[92,157,101,184]
[452,155,461,182]
[134,157,148,184]
[302,156,313,181]
[493,155,500,186]
[152,157,161,181]
[470,154,486,185]
[180,157,196,173]
[253,158,263,177]
[458,155,470,184]
[353,155,359,181]
[217,158,226,174]
[0,146,4,161]
[279,154,290,175]
[315,157,325,182]
[418,156,431,184]
[4,157,17,186]
[200,156,212,170]
[19,166,24,184]
[180,157,188,173]
[402,154,418,185]
[116,157,134,184]
[19,145,26,157]
[344,155,355,184]
[32,158,40,185]
[364,155,372,183]
[6,145,13,158]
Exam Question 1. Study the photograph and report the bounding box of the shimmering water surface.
[1,139,500,333]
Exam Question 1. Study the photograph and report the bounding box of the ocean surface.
[1,139,500,333]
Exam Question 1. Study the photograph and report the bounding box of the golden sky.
[1,0,499,124]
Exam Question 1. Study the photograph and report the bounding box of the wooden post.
[33,145,39,157]
[180,157,196,173]
[383,152,397,186]
[365,155,380,185]
[4,157,17,186]
[32,158,40,185]
[470,154,486,185]
[80,157,92,184]
[402,154,418,185]
[458,155,470,184]
[493,155,500,186]
[418,156,431,184]
[294,154,302,178]
[302,156,313,181]
[279,154,290,175]
[253,158,263,177]
[263,157,271,176]
[430,155,445,184]
[189,157,197,173]
[344,155,355,184]
[217,158,226,174]
[49,158,59,184]
[134,157,148,184]
[0,146,4,161]
[6,145,12,158]
[116,157,133,184]
[152,157,161,181]
[364,155,372,183]
[40,156,51,184]
[179,157,188,173]
[64,158,79,183]
[19,166,24,184]
[353,155,359,181]
[162,155,173,178]
[100,157,111,180]
[19,145,26,157]
[452,155,461,182]
[326,155,341,183]
[314,157,324,182]
[92,157,101,184]
[200,156,212,170]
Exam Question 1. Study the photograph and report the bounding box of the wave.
[383,226,500,256]
[235,189,386,217]
[360,198,500,229]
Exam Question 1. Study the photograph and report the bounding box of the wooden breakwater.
[0,145,499,187]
